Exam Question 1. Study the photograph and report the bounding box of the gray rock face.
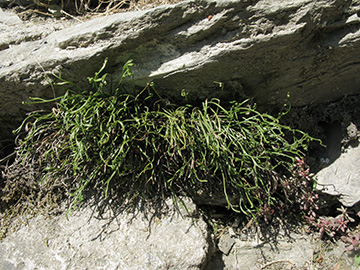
[0,197,211,270]
[0,8,77,51]
[316,145,360,207]
[1,197,358,270]
[209,228,357,270]
[213,230,316,269]
[1,0,360,139]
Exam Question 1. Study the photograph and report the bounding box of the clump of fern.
[7,58,318,220]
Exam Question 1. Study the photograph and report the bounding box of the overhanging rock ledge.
[0,0,360,139]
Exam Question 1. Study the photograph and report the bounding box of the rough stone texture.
[0,197,210,270]
[217,233,235,256]
[1,0,360,139]
[316,145,360,207]
[2,198,358,269]
[0,9,76,51]
[209,228,357,270]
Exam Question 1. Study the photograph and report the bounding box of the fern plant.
[11,58,319,219]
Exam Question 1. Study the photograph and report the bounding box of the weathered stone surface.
[1,0,360,139]
[0,8,77,51]
[218,233,235,256]
[209,229,357,270]
[316,145,360,207]
[0,197,211,270]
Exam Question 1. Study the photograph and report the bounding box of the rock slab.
[0,198,210,270]
[209,228,357,270]
[316,145,360,207]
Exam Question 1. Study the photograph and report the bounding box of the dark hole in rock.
[318,121,342,163]
[0,140,15,167]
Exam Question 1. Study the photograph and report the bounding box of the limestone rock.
[0,197,211,270]
[218,233,235,256]
[0,8,77,51]
[1,0,360,140]
[209,230,357,270]
[316,145,360,207]
[210,229,316,270]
